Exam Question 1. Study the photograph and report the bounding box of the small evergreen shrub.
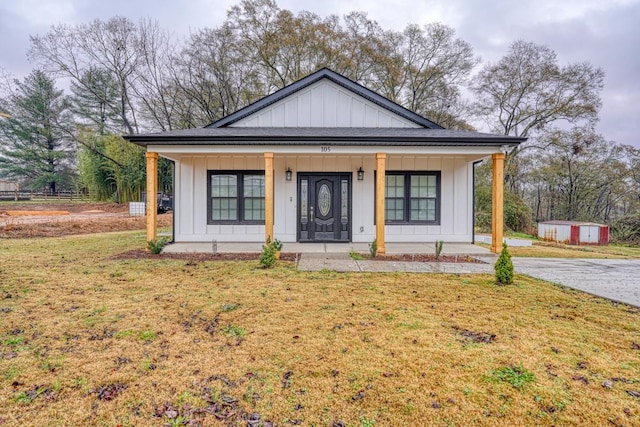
[435,240,444,259]
[495,243,514,285]
[272,239,283,251]
[146,237,169,254]
[369,239,378,258]
[259,238,277,268]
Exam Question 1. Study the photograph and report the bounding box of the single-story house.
[125,68,525,253]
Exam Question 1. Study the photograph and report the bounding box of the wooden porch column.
[376,153,387,255]
[491,152,505,253]
[264,152,274,242]
[145,151,158,242]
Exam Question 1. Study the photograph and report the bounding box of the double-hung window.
[384,172,440,224]
[208,171,265,224]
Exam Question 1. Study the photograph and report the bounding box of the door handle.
[310,206,314,223]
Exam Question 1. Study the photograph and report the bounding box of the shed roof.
[539,220,607,227]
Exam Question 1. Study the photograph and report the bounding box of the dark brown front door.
[298,173,351,242]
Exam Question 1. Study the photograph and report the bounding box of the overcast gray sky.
[1,0,638,147]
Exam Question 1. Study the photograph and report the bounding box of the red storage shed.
[538,220,609,245]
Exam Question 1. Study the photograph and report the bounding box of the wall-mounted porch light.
[357,167,364,181]
[285,167,292,181]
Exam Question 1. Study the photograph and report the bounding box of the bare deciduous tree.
[472,40,604,138]
[526,127,627,222]
[471,40,605,192]
[29,16,171,135]
[397,23,477,129]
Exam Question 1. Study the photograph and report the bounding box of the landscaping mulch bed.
[111,250,484,263]
[110,249,299,262]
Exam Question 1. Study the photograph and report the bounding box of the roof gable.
[206,68,443,129]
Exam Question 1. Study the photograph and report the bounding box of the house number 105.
[321,146,331,152]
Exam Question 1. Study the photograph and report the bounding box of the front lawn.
[0,232,638,426]
[507,241,640,258]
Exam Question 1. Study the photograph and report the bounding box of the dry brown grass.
[0,232,639,426]
[480,241,640,259]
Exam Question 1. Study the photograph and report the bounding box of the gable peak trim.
[205,68,443,129]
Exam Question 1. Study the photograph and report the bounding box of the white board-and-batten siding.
[172,155,474,243]
[230,80,420,128]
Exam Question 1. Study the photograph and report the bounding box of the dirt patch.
[452,325,497,343]
[4,210,70,216]
[0,214,172,239]
[0,200,173,239]
[0,202,128,214]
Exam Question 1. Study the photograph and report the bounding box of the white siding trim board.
[231,80,421,129]
[148,144,500,159]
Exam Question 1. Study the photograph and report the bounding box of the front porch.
[146,150,507,253]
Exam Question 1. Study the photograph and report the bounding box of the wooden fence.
[0,190,91,202]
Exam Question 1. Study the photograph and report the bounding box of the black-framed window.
[207,171,265,224]
[380,171,441,224]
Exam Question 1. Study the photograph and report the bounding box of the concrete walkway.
[512,258,640,307]
[296,252,494,273]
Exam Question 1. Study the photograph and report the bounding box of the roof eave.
[124,134,526,147]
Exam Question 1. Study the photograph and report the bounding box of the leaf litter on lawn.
[1,231,639,426]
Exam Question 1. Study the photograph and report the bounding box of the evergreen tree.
[70,68,123,134]
[0,70,74,192]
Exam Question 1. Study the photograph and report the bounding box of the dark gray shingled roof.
[205,68,443,129]
[124,68,528,148]
[124,127,526,147]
